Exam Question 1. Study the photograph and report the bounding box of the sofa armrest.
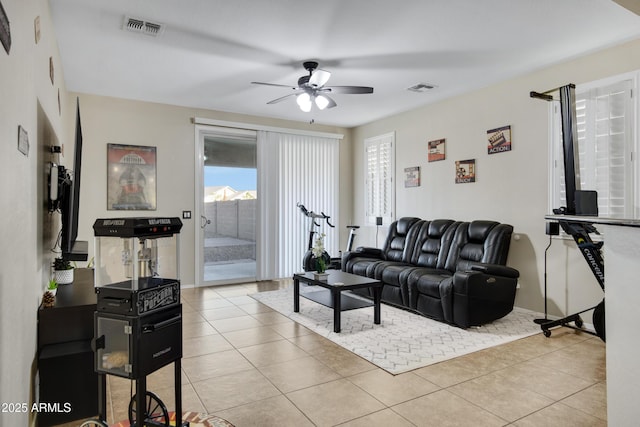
[341,247,385,272]
[451,265,519,328]
[469,263,520,279]
[354,246,384,257]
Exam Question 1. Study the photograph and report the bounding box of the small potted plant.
[312,233,329,280]
[46,278,58,295]
[53,257,74,285]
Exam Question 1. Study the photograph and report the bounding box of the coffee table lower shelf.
[293,271,382,333]
[300,288,374,311]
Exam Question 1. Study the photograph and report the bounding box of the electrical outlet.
[182,211,192,219]
[545,222,560,236]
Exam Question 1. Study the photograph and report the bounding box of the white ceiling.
[49,0,640,128]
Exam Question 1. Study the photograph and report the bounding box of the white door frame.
[193,123,257,287]
[193,118,344,286]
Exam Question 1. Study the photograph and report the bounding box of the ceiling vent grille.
[407,83,436,93]
[123,16,165,37]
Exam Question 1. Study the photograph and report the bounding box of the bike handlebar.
[297,203,334,227]
[320,212,335,228]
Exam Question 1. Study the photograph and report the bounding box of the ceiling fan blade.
[266,93,298,104]
[326,86,374,94]
[252,81,298,90]
[309,69,331,87]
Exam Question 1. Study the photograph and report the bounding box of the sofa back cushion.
[411,219,459,269]
[444,220,513,272]
[382,217,422,262]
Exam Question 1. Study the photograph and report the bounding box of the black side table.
[37,269,104,426]
[293,270,382,333]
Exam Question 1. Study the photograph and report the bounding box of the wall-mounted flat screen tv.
[60,98,88,261]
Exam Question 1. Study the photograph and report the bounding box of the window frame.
[549,71,639,220]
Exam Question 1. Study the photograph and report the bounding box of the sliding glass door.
[198,128,257,286]
[194,120,343,286]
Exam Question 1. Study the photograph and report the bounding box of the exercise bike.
[297,203,359,272]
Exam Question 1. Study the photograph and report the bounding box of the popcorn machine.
[91,217,187,427]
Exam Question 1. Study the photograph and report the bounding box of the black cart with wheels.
[85,217,189,427]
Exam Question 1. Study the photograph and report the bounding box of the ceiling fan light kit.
[252,61,373,113]
[315,95,330,110]
[296,93,312,112]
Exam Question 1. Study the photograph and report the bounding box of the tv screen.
[61,98,88,261]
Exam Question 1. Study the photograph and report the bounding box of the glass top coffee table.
[292,270,383,333]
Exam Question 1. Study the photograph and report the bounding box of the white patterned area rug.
[251,285,543,375]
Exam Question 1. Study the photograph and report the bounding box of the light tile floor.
[60,280,607,427]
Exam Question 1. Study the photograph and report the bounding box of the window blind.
[364,132,395,225]
[551,78,634,218]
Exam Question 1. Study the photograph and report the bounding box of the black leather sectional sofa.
[342,217,519,328]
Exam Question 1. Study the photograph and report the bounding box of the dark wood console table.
[37,268,103,426]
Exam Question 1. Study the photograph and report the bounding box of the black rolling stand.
[93,301,186,427]
[539,217,605,339]
[533,230,555,327]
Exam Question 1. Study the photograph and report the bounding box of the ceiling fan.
[251,61,374,112]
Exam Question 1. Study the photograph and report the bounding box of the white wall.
[74,93,351,286]
[0,1,72,425]
[351,38,640,318]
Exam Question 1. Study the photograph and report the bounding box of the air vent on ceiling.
[123,16,165,37]
[407,83,437,93]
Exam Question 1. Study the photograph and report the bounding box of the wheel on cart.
[128,391,170,427]
[79,420,109,427]
[542,329,551,338]
[575,316,584,328]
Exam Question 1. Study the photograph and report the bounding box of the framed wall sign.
[487,125,512,154]
[0,0,11,54]
[404,166,420,187]
[428,138,446,162]
[18,125,29,156]
[455,159,476,184]
[107,143,157,210]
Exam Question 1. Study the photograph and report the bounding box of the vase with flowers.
[311,233,329,280]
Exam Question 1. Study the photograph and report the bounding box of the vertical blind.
[257,131,339,279]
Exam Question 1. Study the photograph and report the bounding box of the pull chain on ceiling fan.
[251,61,374,112]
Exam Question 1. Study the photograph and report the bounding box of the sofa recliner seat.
[376,219,458,307]
[344,217,422,305]
[342,217,519,328]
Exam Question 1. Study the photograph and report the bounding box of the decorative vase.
[55,268,74,285]
[313,272,329,281]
